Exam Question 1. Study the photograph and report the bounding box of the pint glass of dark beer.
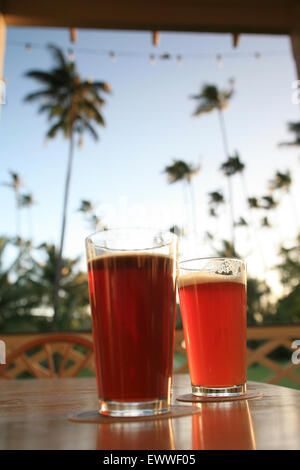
[86,228,177,416]
[178,257,247,397]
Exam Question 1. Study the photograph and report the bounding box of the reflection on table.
[96,418,176,450]
[192,401,256,450]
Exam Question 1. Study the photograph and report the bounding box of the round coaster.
[176,390,263,403]
[68,404,201,424]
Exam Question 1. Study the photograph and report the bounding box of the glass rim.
[85,227,178,252]
[178,256,245,271]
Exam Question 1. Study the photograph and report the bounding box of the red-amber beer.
[86,229,177,416]
[178,258,247,396]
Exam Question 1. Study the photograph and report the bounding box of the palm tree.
[261,216,272,228]
[163,159,200,235]
[78,199,95,214]
[24,45,111,329]
[2,171,23,236]
[30,243,90,331]
[269,170,292,191]
[279,122,300,147]
[78,199,108,231]
[220,151,245,235]
[191,80,235,244]
[208,190,225,218]
[19,193,35,241]
[208,190,224,205]
[260,195,278,210]
[169,225,185,237]
[216,239,239,258]
[246,195,269,270]
[235,217,248,227]
[0,236,41,332]
[269,170,299,231]
[248,197,261,209]
[220,152,245,177]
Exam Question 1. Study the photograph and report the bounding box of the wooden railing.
[175,326,300,386]
[247,325,300,386]
[1,326,300,386]
[0,333,94,379]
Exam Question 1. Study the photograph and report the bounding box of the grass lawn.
[77,354,300,391]
[173,353,300,390]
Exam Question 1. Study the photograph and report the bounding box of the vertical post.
[70,27,77,43]
[290,31,300,80]
[0,12,6,106]
[232,33,240,48]
[152,31,160,46]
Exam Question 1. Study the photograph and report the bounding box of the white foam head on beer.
[88,251,172,262]
[178,271,245,288]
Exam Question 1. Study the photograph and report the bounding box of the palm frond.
[80,119,99,141]
[80,80,111,93]
[191,81,234,116]
[24,89,57,102]
[47,44,68,68]
[25,45,110,143]
[24,70,58,84]
[46,119,65,139]
[192,102,215,116]
[78,101,105,126]
[278,139,300,147]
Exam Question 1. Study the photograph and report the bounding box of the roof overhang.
[1,0,300,35]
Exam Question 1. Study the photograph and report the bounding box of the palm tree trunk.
[182,181,189,237]
[28,207,33,242]
[52,132,75,330]
[240,172,267,272]
[217,109,230,156]
[188,180,197,235]
[217,109,235,247]
[287,188,300,233]
[15,189,20,239]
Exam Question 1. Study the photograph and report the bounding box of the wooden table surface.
[1,374,300,450]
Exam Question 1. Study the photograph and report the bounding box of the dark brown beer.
[88,252,176,402]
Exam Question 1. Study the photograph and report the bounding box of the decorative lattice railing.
[174,326,300,387]
[1,326,300,386]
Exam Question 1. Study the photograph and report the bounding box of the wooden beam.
[291,31,300,80]
[70,27,77,43]
[232,33,240,48]
[152,30,160,46]
[1,0,300,35]
[0,12,6,106]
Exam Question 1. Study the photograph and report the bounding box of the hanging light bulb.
[149,54,156,65]
[109,51,116,62]
[255,52,261,61]
[0,78,7,106]
[67,48,75,62]
[176,54,183,65]
[25,43,32,53]
[160,53,171,60]
[216,54,223,68]
[78,135,84,148]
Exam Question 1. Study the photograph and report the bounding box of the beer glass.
[178,257,247,397]
[86,228,177,416]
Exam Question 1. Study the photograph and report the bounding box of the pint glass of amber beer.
[178,257,247,397]
[86,228,177,416]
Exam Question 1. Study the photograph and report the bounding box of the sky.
[1,27,300,296]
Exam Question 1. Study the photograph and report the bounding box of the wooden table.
[1,375,300,450]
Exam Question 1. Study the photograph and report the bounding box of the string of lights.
[7,40,288,67]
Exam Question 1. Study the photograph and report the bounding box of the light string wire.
[6,40,288,64]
